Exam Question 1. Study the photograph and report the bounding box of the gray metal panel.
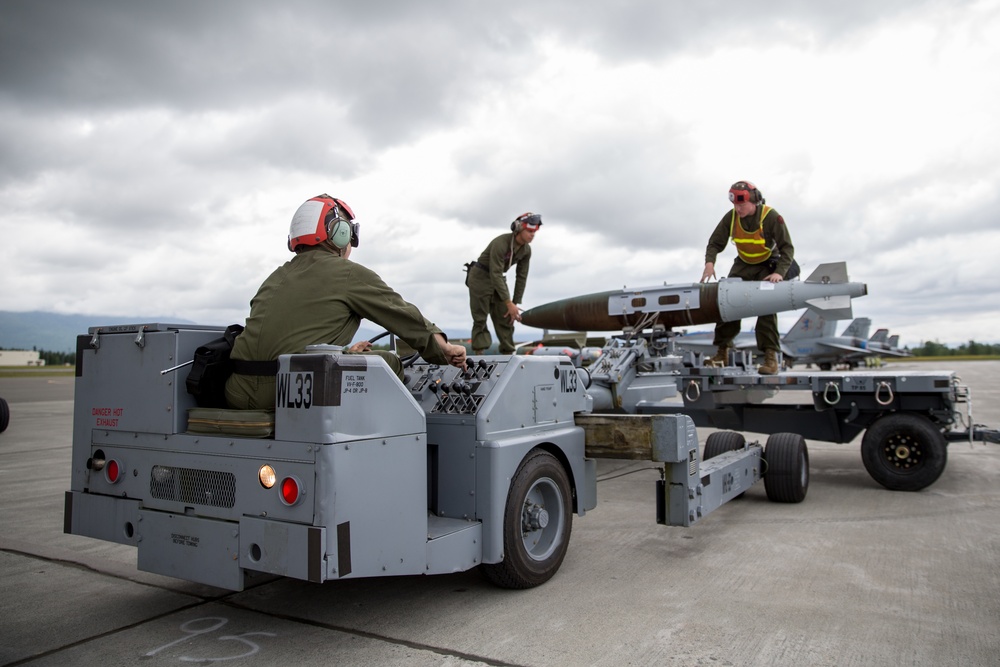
[314,435,429,579]
[428,422,478,520]
[649,414,699,464]
[239,516,325,583]
[425,519,482,575]
[71,326,222,492]
[83,432,318,525]
[136,509,243,590]
[275,352,426,443]
[65,491,140,546]
[475,357,588,439]
[608,284,701,315]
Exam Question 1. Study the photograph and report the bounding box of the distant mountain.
[0,311,472,354]
[0,311,196,352]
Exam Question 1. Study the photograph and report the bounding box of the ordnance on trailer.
[521,262,867,332]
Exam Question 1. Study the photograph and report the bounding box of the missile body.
[521,262,867,332]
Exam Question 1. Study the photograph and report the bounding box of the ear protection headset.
[728,181,764,205]
[288,194,359,251]
[510,212,543,233]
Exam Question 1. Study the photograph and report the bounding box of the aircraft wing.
[873,347,911,358]
[815,341,873,355]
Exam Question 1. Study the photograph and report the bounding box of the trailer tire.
[861,413,947,491]
[704,432,748,499]
[480,449,572,589]
[763,433,809,503]
[704,431,746,459]
[0,397,8,434]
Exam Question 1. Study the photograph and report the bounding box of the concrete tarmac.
[1,362,999,666]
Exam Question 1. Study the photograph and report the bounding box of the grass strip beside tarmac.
[0,367,76,378]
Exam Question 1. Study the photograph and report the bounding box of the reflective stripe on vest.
[730,205,773,264]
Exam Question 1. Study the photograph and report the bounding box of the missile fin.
[805,262,849,284]
[805,295,853,321]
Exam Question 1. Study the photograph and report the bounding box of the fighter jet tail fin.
[870,328,890,343]
[841,317,872,338]
[783,307,838,343]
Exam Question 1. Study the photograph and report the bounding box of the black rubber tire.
[861,413,947,491]
[819,362,832,371]
[704,431,748,499]
[763,433,809,503]
[480,449,572,589]
[0,397,8,434]
[704,431,746,459]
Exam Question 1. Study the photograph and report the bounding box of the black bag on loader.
[185,324,245,409]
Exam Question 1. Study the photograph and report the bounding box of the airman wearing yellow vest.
[699,181,797,375]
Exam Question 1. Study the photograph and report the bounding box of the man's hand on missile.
[700,262,716,283]
[764,273,784,283]
[505,300,522,323]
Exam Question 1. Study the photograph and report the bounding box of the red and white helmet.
[728,181,764,205]
[287,194,358,251]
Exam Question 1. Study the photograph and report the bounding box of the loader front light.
[258,465,276,489]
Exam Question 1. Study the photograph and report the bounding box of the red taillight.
[106,459,121,484]
[280,477,300,505]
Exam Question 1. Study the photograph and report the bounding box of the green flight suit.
[467,232,531,354]
[704,206,795,352]
[226,245,449,410]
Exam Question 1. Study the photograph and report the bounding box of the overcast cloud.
[2,0,998,347]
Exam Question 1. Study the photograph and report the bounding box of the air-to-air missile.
[520,261,867,332]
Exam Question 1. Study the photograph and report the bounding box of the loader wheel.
[704,431,746,459]
[480,449,572,589]
[861,413,947,491]
[0,397,8,434]
[763,433,809,503]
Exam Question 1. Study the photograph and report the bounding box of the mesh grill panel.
[150,465,236,508]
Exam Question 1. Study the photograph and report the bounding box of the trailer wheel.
[704,431,746,459]
[763,433,809,503]
[704,432,748,499]
[0,397,9,434]
[480,449,572,589]
[861,413,947,491]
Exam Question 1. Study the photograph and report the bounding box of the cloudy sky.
[2,0,998,348]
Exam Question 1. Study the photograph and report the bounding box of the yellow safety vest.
[730,205,773,264]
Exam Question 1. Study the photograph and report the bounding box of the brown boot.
[758,349,779,375]
[707,345,732,367]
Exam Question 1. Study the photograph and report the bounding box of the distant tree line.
[38,349,76,365]
[909,340,1000,357]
